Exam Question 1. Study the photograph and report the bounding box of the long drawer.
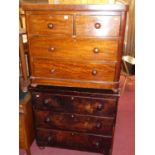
[32,58,116,82]
[32,92,117,117]
[29,37,118,61]
[36,128,112,154]
[35,110,114,135]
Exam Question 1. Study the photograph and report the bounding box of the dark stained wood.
[36,128,112,154]
[35,110,114,135]
[32,92,117,117]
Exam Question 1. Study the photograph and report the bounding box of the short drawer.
[32,92,117,117]
[27,14,73,36]
[32,59,116,82]
[76,15,120,37]
[36,128,112,154]
[34,111,114,135]
[30,37,118,61]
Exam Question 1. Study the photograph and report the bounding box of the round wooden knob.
[45,117,51,123]
[35,94,40,98]
[95,142,100,148]
[47,136,52,142]
[50,68,55,73]
[71,132,75,136]
[71,114,75,118]
[48,47,55,52]
[93,48,100,53]
[47,23,54,29]
[92,69,97,76]
[71,96,75,100]
[96,104,103,111]
[96,122,102,129]
[95,23,101,29]
[44,99,49,105]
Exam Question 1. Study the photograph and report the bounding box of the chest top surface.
[20,0,128,11]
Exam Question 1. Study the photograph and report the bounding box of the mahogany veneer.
[21,1,128,154]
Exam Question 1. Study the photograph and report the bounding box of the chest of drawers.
[21,1,128,155]
[29,86,119,154]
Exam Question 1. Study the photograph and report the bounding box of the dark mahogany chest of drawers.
[30,86,119,155]
[21,1,128,155]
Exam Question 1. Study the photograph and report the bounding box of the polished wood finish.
[23,6,128,89]
[76,15,120,37]
[36,128,112,154]
[21,1,128,154]
[32,58,116,81]
[35,110,114,135]
[19,93,35,155]
[30,37,119,61]
[32,91,117,117]
[27,14,73,36]
[30,85,119,155]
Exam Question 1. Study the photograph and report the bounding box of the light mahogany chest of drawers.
[21,1,128,155]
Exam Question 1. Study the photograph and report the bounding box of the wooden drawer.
[30,37,118,61]
[27,14,73,36]
[32,92,117,117]
[36,128,112,154]
[76,15,120,37]
[32,59,116,82]
[35,110,114,135]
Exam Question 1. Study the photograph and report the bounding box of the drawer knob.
[48,47,55,52]
[47,23,54,29]
[47,136,52,142]
[71,96,75,100]
[71,114,75,118]
[92,69,97,76]
[44,99,49,105]
[50,68,55,73]
[97,104,103,111]
[35,94,40,98]
[96,122,102,129]
[93,48,100,53]
[71,132,75,136]
[45,117,51,123]
[95,142,100,148]
[95,23,101,29]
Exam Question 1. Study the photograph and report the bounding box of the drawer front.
[35,111,114,135]
[36,128,112,154]
[30,37,118,61]
[32,59,116,82]
[27,15,73,35]
[76,15,120,37]
[32,92,117,117]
